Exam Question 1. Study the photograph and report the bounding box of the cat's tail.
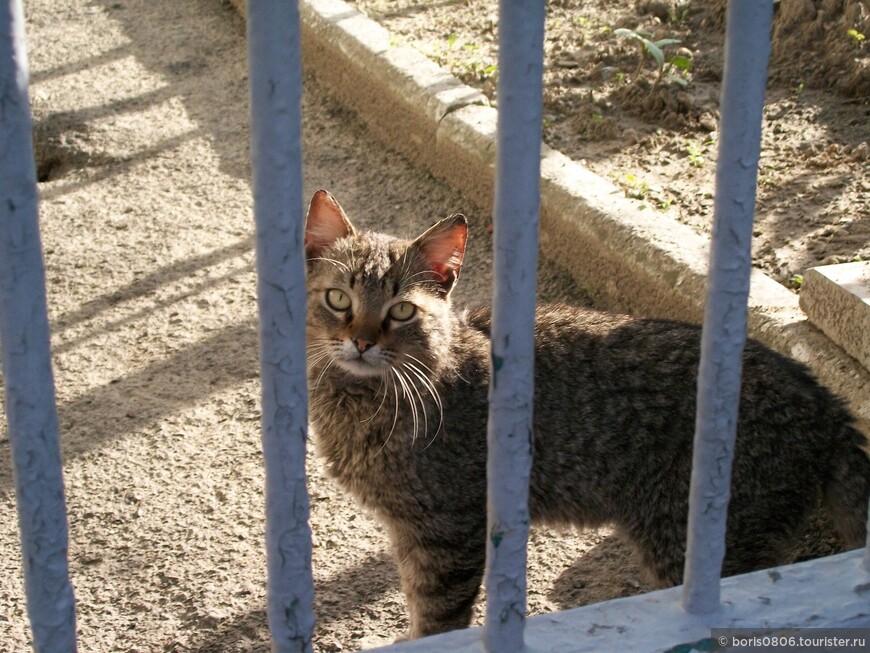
[825,426,870,548]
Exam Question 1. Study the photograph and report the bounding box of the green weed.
[847,28,865,44]
[613,28,691,88]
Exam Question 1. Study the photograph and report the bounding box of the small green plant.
[686,141,705,167]
[788,274,804,290]
[670,1,690,26]
[435,34,497,83]
[620,172,675,211]
[847,28,866,44]
[579,111,605,140]
[758,165,777,188]
[542,116,553,139]
[623,172,649,200]
[686,134,716,169]
[613,28,691,88]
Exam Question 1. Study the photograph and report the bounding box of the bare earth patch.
[352,0,870,291]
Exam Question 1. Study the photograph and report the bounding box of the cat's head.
[304,190,467,383]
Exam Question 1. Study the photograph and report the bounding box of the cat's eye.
[326,288,351,311]
[388,302,416,321]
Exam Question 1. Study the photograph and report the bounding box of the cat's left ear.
[305,190,357,260]
[412,214,468,296]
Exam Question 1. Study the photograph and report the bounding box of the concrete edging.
[801,262,870,374]
[373,550,870,652]
[230,0,870,431]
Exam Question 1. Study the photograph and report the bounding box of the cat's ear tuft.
[413,213,468,296]
[305,190,357,259]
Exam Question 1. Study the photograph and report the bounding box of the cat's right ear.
[413,213,468,296]
[305,190,357,260]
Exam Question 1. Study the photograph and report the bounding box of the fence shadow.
[549,514,852,613]
[548,534,653,611]
[88,0,250,184]
[0,319,259,499]
[51,237,253,353]
[180,551,400,653]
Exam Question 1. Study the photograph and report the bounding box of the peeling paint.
[663,638,714,653]
[854,582,870,596]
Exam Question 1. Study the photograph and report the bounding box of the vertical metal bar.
[682,0,773,614]
[863,502,870,571]
[245,1,315,651]
[484,1,546,651]
[0,1,78,651]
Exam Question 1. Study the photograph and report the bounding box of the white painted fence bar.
[484,1,547,651]
[245,1,315,651]
[682,0,774,615]
[0,0,78,651]
[865,502,870,571]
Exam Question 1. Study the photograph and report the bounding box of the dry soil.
[353,0,870,291]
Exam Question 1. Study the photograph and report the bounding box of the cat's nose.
[354,338,373,353]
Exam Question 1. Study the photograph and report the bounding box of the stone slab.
[373,550,870,652]
[801,262,870,373]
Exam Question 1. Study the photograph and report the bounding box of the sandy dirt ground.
[0,1,640,651]
[0,1,860,651]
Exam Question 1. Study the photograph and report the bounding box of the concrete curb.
[373,550,870,653]
[231,0,869,431]
[801,261,870,373]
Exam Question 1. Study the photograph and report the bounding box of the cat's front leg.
[390,523,486,639]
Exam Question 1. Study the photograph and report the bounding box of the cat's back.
[466,302,699,381]
[467,301,859,470]
[483,303,865,539]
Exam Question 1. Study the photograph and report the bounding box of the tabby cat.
[304,189,870,640]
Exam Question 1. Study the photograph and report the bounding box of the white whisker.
[306,340,337,379]
[306,346,332,364]
[401,364,430,443]
[402,358,444,446]
[378,372,402,455]
[392,367,420,445]
[361,371,390,424]
[308,256,350,273]
[313,357,339,389]
[306,352,331,373]
[401,270,435,283]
